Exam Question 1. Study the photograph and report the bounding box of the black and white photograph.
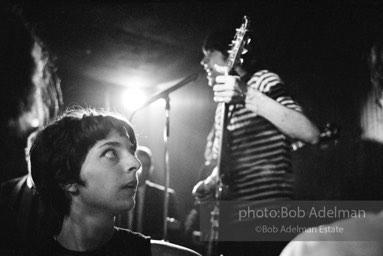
[1,1,383,255]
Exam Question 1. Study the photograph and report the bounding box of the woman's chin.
[114,198,135,214]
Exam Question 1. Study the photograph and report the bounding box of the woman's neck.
[56,209,115,251]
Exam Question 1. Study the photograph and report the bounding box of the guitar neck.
[215,102,228,198]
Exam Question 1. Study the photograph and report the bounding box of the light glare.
[122,89,147,111]
[126,77,148,87]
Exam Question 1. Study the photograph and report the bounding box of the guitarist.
[192,27,320,256]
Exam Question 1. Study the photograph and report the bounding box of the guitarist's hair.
[202,27,265,74]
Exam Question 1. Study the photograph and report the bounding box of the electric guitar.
[206,15,251,256]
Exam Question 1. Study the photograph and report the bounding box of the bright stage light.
[122,88,148,111]
[125,77,148,88]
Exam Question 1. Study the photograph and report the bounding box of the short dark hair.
[0,6,62,134]
[202,29,236,57]
[202,27,261,73]
[30,108,137,219]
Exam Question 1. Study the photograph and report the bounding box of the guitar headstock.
[226,16,251,74]
[319,122,340,143]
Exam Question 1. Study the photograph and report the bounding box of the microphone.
[129,73,199,120]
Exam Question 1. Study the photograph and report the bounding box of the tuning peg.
[247,38,251,44]
[241,48,248,54]
[239,58,243,64]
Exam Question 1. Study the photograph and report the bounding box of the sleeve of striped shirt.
[248,70,302,112]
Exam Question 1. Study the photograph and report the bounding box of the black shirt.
[36,227,151,256]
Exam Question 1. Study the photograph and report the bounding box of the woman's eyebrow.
[98,140,133,150]
[98,141,122,149]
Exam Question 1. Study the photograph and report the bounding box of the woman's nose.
[124,155,141,174]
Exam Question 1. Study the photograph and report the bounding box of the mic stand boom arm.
[129,73,198,122]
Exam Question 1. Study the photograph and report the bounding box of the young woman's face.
[77,128,140,215]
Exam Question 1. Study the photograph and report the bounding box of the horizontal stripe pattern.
[206,70,301,203]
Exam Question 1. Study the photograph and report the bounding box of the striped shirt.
[205,70,302,202]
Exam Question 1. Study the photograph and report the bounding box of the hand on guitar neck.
[212,64,246,104]
[192,167,219,203]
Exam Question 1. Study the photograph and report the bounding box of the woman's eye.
[103,150,117,159]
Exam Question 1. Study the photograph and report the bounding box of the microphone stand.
[162,95,170,241]
[129,73,198,241]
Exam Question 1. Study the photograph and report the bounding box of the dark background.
[11,0,383,221]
